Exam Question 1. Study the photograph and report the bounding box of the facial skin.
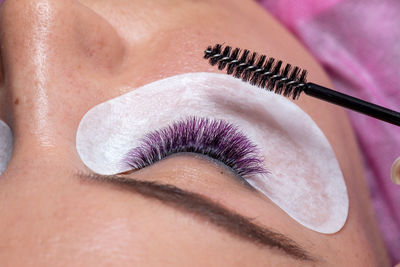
[0,0,391,266]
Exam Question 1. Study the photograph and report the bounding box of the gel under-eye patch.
[0,120,13,175]
[76,72,349,234]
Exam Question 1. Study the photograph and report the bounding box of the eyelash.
[124,116,267,179]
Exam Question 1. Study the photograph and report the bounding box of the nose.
[0,0,125,152]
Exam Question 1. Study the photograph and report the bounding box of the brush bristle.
[204,44,308,99]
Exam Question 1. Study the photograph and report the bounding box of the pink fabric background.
[258,0,400,263]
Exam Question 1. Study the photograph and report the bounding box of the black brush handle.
[305,83,400,126]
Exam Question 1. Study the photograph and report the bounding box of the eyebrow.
[78,172,315,262]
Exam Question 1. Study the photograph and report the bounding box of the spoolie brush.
[204,44,400,126]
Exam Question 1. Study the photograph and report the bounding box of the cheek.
[0,120,13,175]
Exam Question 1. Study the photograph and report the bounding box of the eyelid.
[123,116,268,183]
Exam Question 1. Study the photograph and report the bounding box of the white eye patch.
[76,72,349,234]
[0,120,13,175]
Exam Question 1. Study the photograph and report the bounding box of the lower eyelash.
[124,116,268,179]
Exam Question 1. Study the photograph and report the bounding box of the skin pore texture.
[0,0,391,266]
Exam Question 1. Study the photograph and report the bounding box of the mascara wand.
[204,44,400,127]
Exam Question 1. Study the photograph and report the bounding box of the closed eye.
[123,116,268,183]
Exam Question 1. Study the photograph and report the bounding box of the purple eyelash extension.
[124,117,268,179]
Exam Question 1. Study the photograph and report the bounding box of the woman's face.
[0,0,390,266]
